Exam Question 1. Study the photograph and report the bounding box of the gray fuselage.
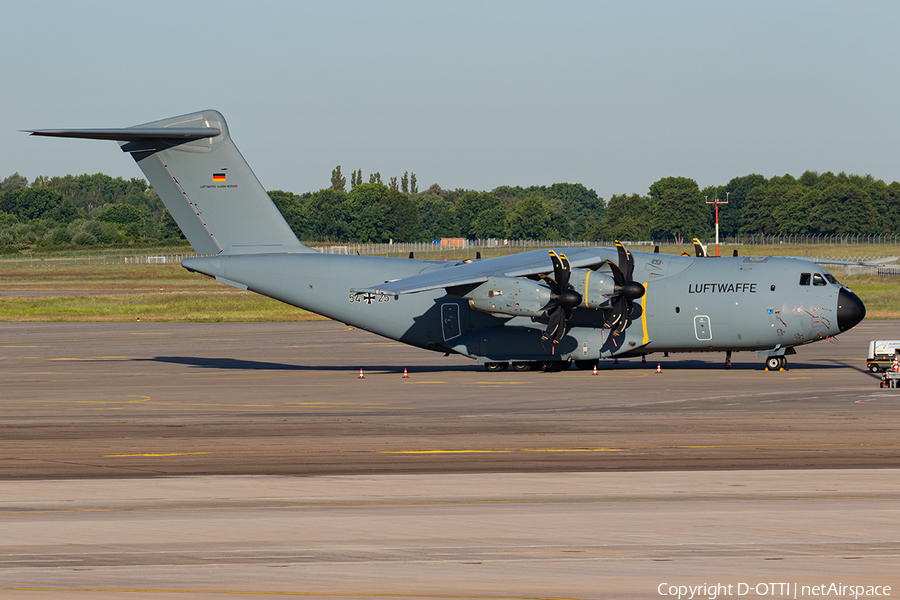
[183,247,864,363]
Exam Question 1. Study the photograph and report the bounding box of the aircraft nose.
[837,287,866,332]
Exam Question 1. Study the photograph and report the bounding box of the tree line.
[1,167,899,251]
[0,172,181,251]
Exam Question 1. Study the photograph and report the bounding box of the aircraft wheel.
[484,362,509,372]
[540,360,566,372]
[574,360,597,371]
[766,356,782,371]
[512,362,533,372]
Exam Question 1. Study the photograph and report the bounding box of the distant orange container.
[440,238,466,248]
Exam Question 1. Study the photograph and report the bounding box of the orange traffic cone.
[358,368,365,379]
[641,355,647,364]
[893,356,898,373]
[656,363,662,374]
[403,368,409,378]
[613,358,619,365]
[725,356,732,369]
[592,364,598,375]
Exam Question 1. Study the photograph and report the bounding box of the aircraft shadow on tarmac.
[139,356,475,373]
[136,355,866,374]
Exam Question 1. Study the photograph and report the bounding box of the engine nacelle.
[568,268,617,309]
[463,277,552,317]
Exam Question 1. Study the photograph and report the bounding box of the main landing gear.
[484,361,571,372]
[765,356,787,371]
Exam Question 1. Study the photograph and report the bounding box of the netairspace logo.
[657,582,892,599]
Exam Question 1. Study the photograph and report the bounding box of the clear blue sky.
[2,0,898,200]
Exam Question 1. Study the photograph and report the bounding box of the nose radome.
[837,287,866,332]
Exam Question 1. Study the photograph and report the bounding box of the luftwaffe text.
[688,283,757,294]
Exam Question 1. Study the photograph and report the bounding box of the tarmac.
[1,320,898,598]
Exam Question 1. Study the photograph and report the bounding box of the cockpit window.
[799,273,810,286]
[824,273,838,284]
[813,273,826,286]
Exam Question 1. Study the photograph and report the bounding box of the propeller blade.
[542,307,565,343]
[538,273,561,295]
[615,241,634,281]
[557,253,572,289]
[554,309,569,343]
[539,297,560,313]
[693,238,706,258]
[606,259,625,286]
[613,309,630,337]
[624,248,635,280]
[605,296,627,331]
[549,250,572,290]
[541,251,581,343]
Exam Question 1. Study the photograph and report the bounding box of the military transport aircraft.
[28,110,866,372]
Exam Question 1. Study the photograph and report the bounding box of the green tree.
[601,193,652,241]
[798,170,819,188]
[96,203,144,238]
[269,190,307,239]
[721,174,767,237]
[381,190,419,242]
[306,188,350,241]
[506,195,550,240]
[346,183,390,242]
[416,196,457,240]
[771,186,812,235]
[0,173,29,194]
[648,177,708,244]
[472,207,507,239]
[331,166,346,192]
[809,183,879,235]
[741,175,798,238]
[159,210,185,240]
[880,181,900,234]
[543,182,604,223]
[65,219,120,246]
[455,191,502,239]
[0,187,78,223]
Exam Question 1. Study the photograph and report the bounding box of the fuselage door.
[441,303,461,341]
[693,315,712,341]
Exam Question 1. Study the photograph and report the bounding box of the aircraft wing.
[799,256,898,267]
[350,247,613,295]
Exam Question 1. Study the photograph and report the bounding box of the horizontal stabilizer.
[27,127,220,142]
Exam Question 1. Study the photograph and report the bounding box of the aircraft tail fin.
[29,110,314,256]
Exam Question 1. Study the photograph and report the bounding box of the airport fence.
[2,233,900,269]
[0,251,199,267]
[322,234,900,256]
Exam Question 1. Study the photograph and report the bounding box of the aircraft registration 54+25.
[28,110,866,372]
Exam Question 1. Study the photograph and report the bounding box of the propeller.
[603,241,645,336]
[693,238,707,257]
[539,250,583,343]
